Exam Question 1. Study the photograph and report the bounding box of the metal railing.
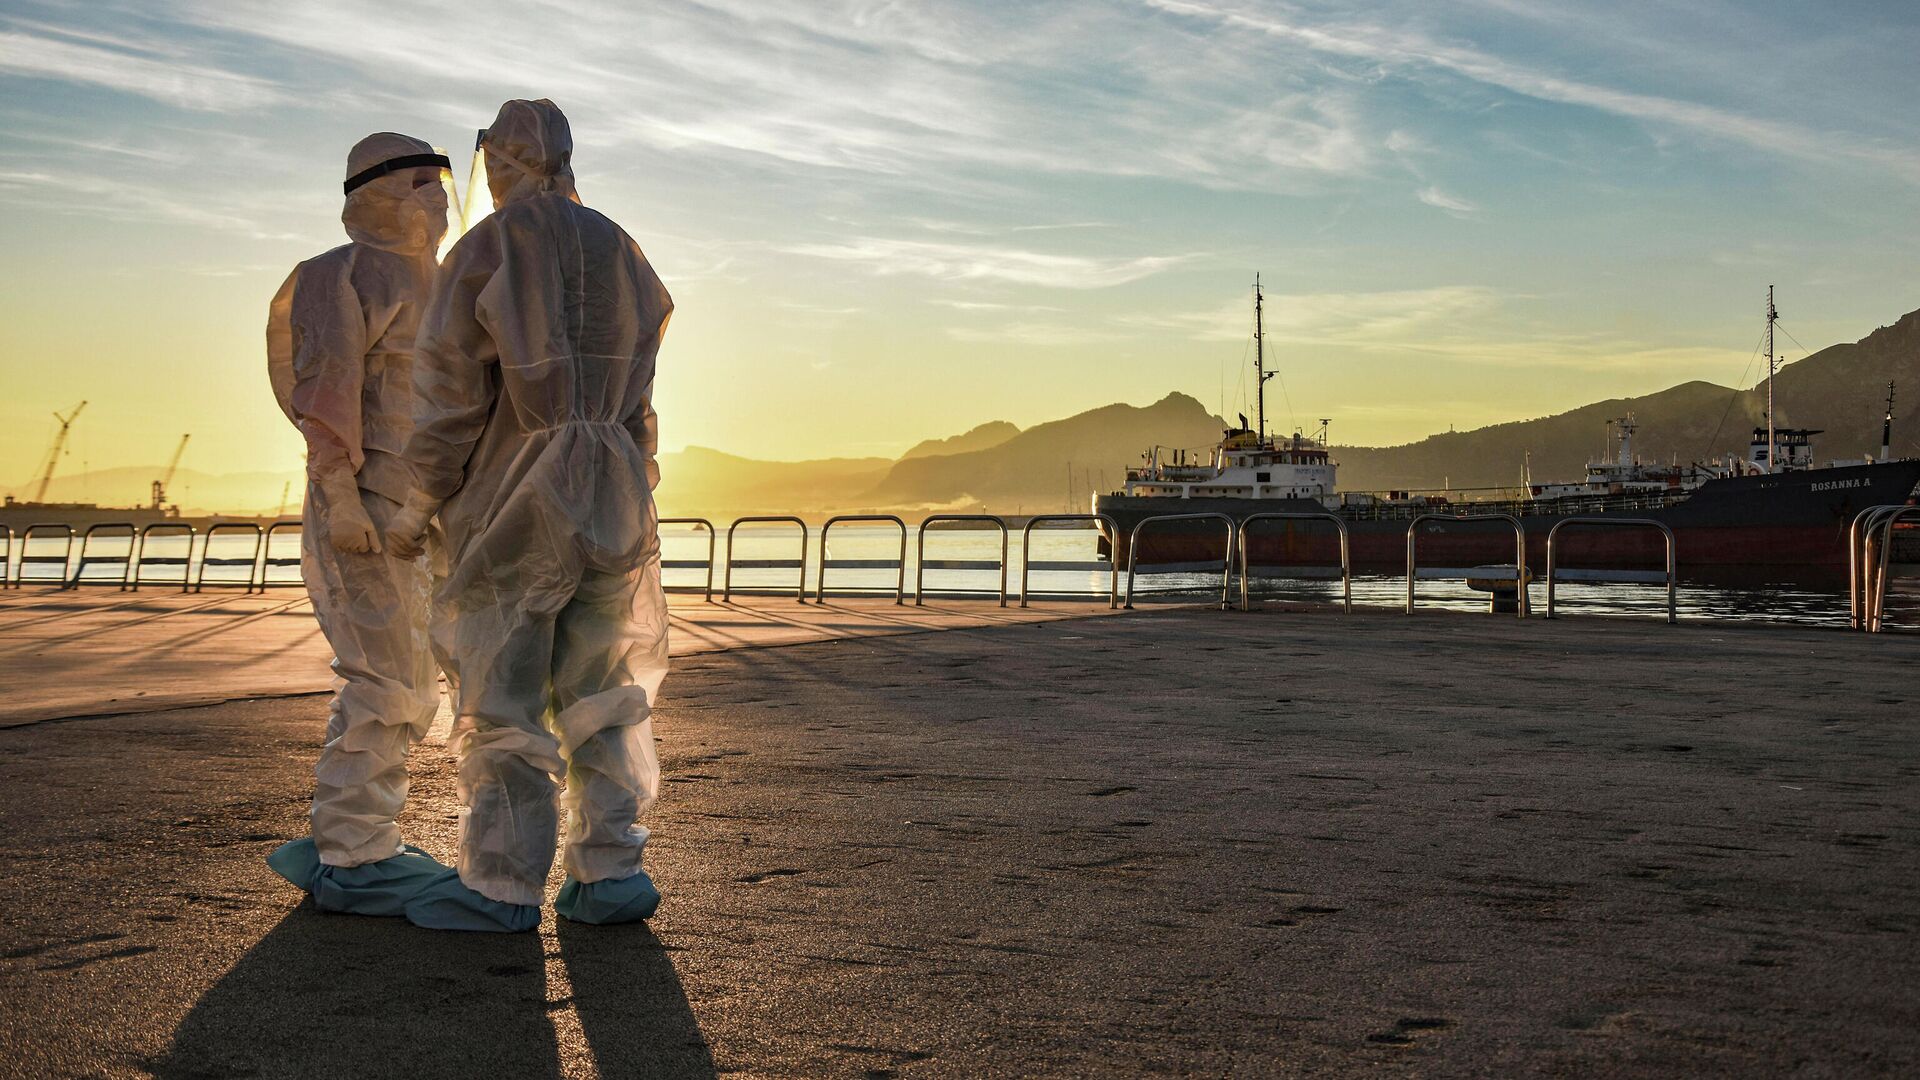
[259,520,305,590]
[0,525,11,589]
[1859,505,1920,633]
[1543,517,1677,623]
[723,516,808,603]
[1849,505,1916,630]
[1237,512,1351,613]
[659,517,716,602]
[193,523,264,593]
[816,515,907,603]
[915,515,1008,606]
[15,524,75,588]
[1405,513,1529,618]
[1124,513,1237,610]
[68,522,138,589]
[131,523,196,592]
[1018,514,1120,608]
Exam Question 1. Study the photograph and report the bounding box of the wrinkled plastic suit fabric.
[402,100,673,909]
[556,869,661,925]
[266,133,447,870]
[268,837,451,917]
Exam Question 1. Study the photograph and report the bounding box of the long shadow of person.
[151,903,559,1079]
[556,919,718,1079]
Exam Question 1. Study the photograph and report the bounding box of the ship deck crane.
[151,434,190,510]
[32,401,87,504]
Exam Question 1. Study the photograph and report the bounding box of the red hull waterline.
[1111,522,1874,588]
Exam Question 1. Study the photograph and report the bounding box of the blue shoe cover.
[269,839,449,917]
[266,838,323,891]
[404,869,540,933]
[313,847,450,917]
[556,870,661,925]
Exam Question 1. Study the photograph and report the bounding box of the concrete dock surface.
[2,600,1917,1077]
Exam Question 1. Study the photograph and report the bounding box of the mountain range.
[8,304,1915,517]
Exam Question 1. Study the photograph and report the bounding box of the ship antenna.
[1253,274,1275,443]
[1765,284,1777,473]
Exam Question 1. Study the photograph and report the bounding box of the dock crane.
[151,434,191,510]
[32,401,87,504]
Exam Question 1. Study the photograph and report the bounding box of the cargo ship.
[1094,282,1920,585]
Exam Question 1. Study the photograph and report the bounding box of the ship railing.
[193,523,264,593]
[659,518,716,603]
[1405,513,1529,618]
[1124,513,1237,611]
[723,516,808,603]
[1543,517,1677,624]
[0,525,11,590]
[14,524,75,588]
[131,523,196,592]
[1236,512,1351,614]
[257,520,305,591]
[1853,504,1920,633]
[1019,515,1120,608]
[1849,505,1914,630]
[67,523,138,590]
[916,515,1008,607]
[816,515,907,604]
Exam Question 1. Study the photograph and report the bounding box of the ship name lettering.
[1809,478,1868,491]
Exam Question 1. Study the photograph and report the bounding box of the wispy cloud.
[785,237,1198,289]
[0,29,283,111]
[1416,186,1477,215]
[1144,0,1920,183]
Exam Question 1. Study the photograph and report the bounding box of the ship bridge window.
[1256,471,1271,482]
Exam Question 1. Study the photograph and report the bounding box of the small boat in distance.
[1094,282,1920,584]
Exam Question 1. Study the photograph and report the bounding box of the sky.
[3,0,1918,496]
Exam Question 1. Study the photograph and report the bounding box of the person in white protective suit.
[386,99,673,932]
[262,133,454,914]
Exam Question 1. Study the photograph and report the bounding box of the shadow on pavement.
[557,919,718,1079]
[151,903,559,1079]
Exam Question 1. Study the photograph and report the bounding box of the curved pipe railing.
[723,516,808,603]
[1019,514,1120,609]
[1850,505,1912,629]
[1405,513,1529,618]
[131,522,196,592]
[1236,512,1351,613]
[193,522,264,593]
[915,515,1008,607]
[69,522,138,590]
[815,515,907,604]
[659,517,717,602]
[1124,513,1237,611]
[15,524,75,588]
[1543,517,1677,624]
[258,520,305,590]
[1868,506,1920,633]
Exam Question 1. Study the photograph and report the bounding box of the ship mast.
[1884,380,1897,463]
[1765,284,1777,473]
[1253,274,1274,443]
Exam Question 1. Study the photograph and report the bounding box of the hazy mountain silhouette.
[15,306,1913,517]
[1332,305,1919,491]
[864,393,1227,513]
[899,420,1020,460]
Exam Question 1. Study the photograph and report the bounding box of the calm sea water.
[22,524,1908,631]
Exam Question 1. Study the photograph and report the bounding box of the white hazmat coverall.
[267,133,449,871]
[393,100,672,910]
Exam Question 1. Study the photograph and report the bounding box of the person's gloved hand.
[319,474,381,554]
[385,490,438,560]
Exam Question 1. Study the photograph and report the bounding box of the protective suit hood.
[482,99,580,208]
[342,132,449,256]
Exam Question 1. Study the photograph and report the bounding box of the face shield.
[341,138,452,257]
